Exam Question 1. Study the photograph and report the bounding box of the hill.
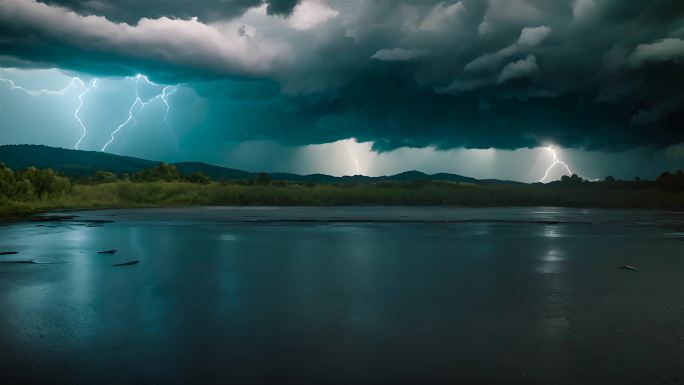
[0,144,516,184]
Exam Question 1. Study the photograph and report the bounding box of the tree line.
[2,163,683,217]
[545,171,684,192]
[0,162,278,201]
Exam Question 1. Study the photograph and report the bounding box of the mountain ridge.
[0,144,520,184]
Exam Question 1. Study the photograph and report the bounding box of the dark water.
[0,207,683,384]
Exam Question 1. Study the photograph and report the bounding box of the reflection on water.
[543,227,562,238]
[537,249,565,274]
[0,207,683,385]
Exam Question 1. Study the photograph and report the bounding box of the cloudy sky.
[0,0,683,181]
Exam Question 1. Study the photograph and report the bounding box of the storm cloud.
[1,0,683,152]
[35,0,303,22]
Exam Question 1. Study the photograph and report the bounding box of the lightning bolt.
[73,79,97,150]
[539,146,574,182]
[538,146,596,183]
[0,75,97,149]
[0,75,79,96]
[161,85,178,125]
[160,85,180,151]
[101,74,180,152]
[102,94,140,152]
[345,140,361,176]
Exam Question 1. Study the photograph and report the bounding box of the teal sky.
[1,0,683,181]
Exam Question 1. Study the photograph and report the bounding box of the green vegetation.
[1,163,684,217]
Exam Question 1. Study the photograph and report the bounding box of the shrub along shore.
[1,163,684,217]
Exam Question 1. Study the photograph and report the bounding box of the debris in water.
[619,265,639,271]
[30,215,76,222]
[98,249,118,254]
[113,260,140,267]
[0,251,19,255]
[0,260,65,265]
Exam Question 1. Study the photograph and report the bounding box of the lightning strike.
[73,79,97,150]
[102,96,140,152]
[161,85,178,125]
[101,74,180,152]
[539,146,575,183]
[161,85,180,151]
[0,75,98,149]
[345,141,361,176]
[0,75,79,96]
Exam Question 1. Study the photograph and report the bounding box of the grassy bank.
[2,180,684,217]
[2,163,684,217]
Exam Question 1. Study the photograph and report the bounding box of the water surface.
[1,207,683,384]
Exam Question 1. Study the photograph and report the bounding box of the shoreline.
[3,205,682,230]
[3,201,683,222]
[3,202,683,220]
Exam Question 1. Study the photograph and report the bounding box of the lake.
[0,207,683,384]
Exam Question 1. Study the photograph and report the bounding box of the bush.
[132,163,182,182]
[0,163,17,198]
[657,170,684,193]
[185,172,211,184]
[94,170,118,183]
[252,172,272,185]
[15,167,70,198]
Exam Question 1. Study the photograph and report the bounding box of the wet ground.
[0,207,683,384]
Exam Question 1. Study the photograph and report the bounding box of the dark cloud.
[0,0,293,79]
[265,0,300,16]
[1,0,683,152]
[36,0,300,22]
